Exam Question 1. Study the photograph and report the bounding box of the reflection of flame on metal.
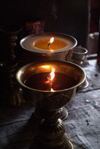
[45,68,55,92]
[41,65,50,69]
[50,88,54,92]
[50,49,54,53]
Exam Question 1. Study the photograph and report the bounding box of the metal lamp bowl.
[20,32,77,61]
[16,60,86,149]
[16,60,85,109]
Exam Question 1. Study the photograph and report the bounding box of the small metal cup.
[71,46,88,66]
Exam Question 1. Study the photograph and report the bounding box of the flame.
[48,68,55,92]
[49,37,54,44]
[45,68,55,92]
[48,37,54,47]
[48,68,55,82]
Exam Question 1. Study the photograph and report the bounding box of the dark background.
[0,0,90,47]
[0,0,100,63]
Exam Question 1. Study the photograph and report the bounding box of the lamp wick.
[48,42,50,47]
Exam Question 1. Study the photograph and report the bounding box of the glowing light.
[48,68,55,82]
[50,49,54,53]
[48,37,54,46]
[50,37,54,44]
[41,65,50,69]
[45,68,55,92]
[50,88,55,92]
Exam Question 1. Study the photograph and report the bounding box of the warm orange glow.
[48,68,55,92]
[50,49,54,53]
[41,65,50,69]
[45,68,55,92]
[50,37,54,44]
[50,88,55,92]
[48,37,54,47]
[34,37,67,50]
[48,68,55,82]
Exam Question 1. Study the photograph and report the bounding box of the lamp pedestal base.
[30,107,73,149]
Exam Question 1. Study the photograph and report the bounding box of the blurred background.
[0,0,100,61]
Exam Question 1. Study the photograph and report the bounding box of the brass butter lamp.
[20,32,77,61]
[16,60,85,149]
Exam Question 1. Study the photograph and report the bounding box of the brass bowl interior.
[16,60,86,93]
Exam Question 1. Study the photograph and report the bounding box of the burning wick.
[46,68,55,91]
[48,37,54,47]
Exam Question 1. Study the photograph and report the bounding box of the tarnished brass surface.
[16,60,85,149]
[16,61,85,98]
